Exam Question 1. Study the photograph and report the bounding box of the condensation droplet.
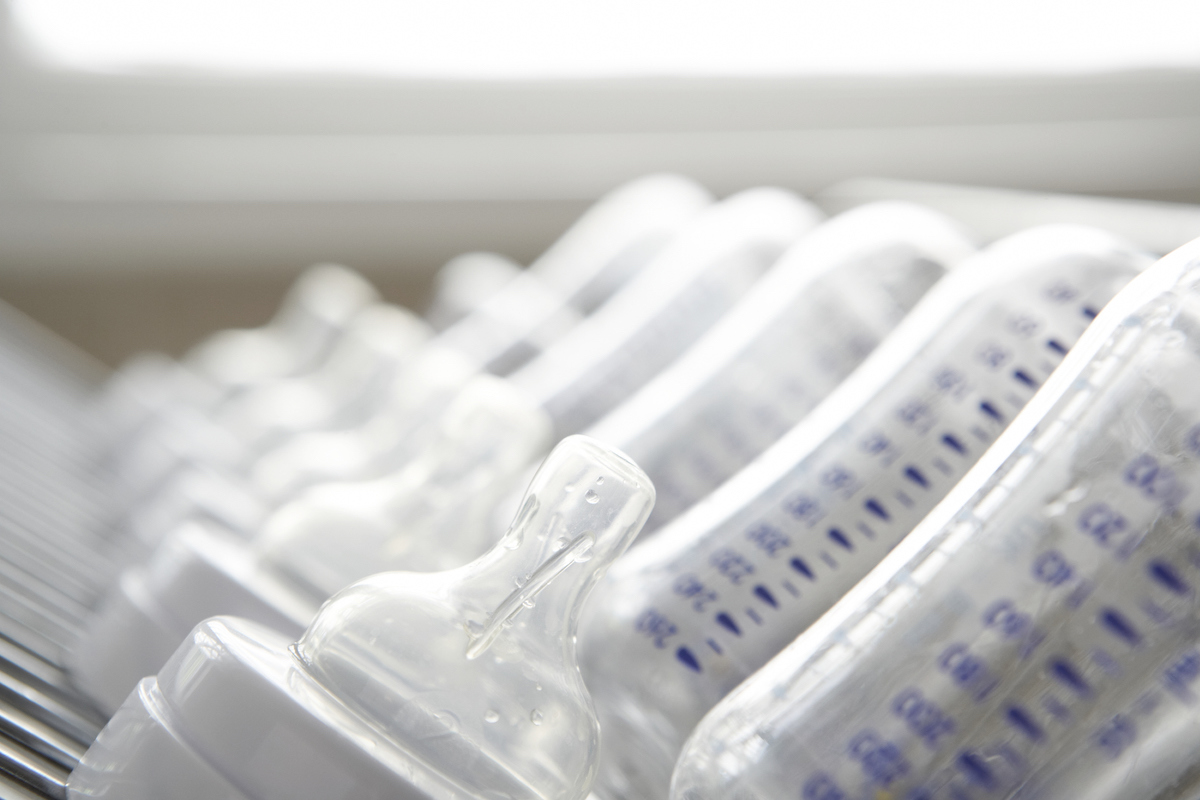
[484,710,500,723]
[585,490,599,504]
[535,683,543,691]
[554,536,569,550]
[530,709,544,726]
[596,476,604,485]
[564,483,576,493]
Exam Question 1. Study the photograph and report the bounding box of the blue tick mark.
[1149,560,1190,595]
[1049,658,1090,694]
[1005,705,1043,741]
[676,647,701,673]
[864,498,891,522]
[904,465,929,489]
[941,434,967,455]
[1013,369,1038,388]
[956,751,996,789]
[790,557,815,580]
[828,528,853,550]
[1046,338,1069,356]
[1099,608,1142,646]
[979,401,1004,423]
[754,585,779,608]
[715,612,741,636]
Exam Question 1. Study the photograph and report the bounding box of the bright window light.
[10,0,1200,78]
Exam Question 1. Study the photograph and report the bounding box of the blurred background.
[1,0,1198,366]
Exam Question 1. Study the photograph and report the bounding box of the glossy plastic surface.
[671,239,1200,800]
[578,226,1150,800]
[70,435,655,800]
[589,202,973,534]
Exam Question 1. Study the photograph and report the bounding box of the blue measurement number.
[1078,503,1128,547]
[939,644,998,701]
[709,548,756,585]
[634,609,678,648]
[746,523,790,557]
[892,688,956,749]
[1094,715,1137,760]
[1123,454,1186,508]
[672,574,718,612]
[847,730,910,787]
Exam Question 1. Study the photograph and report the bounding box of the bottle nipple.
[293,434,655,800]
[257,374,553,600]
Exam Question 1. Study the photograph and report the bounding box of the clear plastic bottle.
[587,202,973,534]
[578,226,1150,800]
[68,435,655,800]
[511,188,822,438]
[435,173,713,376]
[70,374,550,713]
[670,236,1200,800]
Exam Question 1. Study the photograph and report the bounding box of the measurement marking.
[781,579,799,597]
[676,647,701,672]
[1140,598,1172,624]
[821,552,838,568]
[1149,560,1191,595]
[1041,695,1071,722]
[790,557,815,580]
[1046,339,1069,356]
[1099,608,1142,646]
[715,612,741,636]
[1091,648,1122,676]
[1013,369,1038,388]
[941,434,967,456]
[828,528,853,550]
[864,498,891,522]
[1002,393,1025,410]
[754,585,779,608]
[1049,657,1090,695]
[746,608,763,625]
[904,465,929,489]
[979,401,1004,423]
[706,639,723,655]
[956,751,996,789]
[1082,305,1100,319]
[970,425,990,442]
[894,490,914,508]
[1005,706,1044,741]
[856,522,876,540]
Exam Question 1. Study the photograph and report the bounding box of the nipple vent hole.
[466,533,596,660]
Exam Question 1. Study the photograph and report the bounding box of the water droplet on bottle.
[554,536,569,550]
[522,597,536,608]
[564,483,575,493]
[484,710,500,724]
[585,490,599,504]
[530,709,544,726]
[535,683,543,692]
[596,476,604,485]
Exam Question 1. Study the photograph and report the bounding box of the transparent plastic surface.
[670,240,1200,800]
[437,174,712,376]
[185,263,379,389]
[247,344,481,503]
[511,188,821,437]
[69,435,655,800]
[70,374,552,711]
[426,252,525,331]
[577,226,1150,800]
[213,304,431,449]
[589,202,973,534]
[257,375,553,599]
